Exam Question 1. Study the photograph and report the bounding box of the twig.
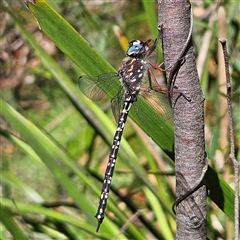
[219,38,239,240]
[113,210,142,240]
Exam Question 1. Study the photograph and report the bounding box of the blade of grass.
[0,98,123,237]
[142,0,158,38]
[1,170,44,203]
[4,0,235,225]
[24,0,114,76]
[142,0,163,61]
[1,197,111,239]
[20,0,175,155]
[0,129,43,165]
[2,3,161,235]
[144,187,174,239]
[206,167,235,221]
[3,1,177,218]
[0,202,29,240]
[1,98,149,238]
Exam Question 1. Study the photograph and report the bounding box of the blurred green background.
[0,1,239,239]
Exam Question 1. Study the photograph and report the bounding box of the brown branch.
[219,38,240,240]
[158,1,207,239]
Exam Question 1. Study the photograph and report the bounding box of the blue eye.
[128,44,141,54]
[127,41,144,56]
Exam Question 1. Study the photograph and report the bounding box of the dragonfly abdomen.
[95,98,132,231]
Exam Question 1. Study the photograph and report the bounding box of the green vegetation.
[0,1,239,239]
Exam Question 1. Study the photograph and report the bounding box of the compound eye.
[128,43,141,54]
[127,40,144,56]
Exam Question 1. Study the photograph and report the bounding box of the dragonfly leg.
[148,69,159,89]
[147,68,167,91]
[149,61,165,72]
[146,28,162,56]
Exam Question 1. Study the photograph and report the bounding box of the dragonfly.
[78,33,172,232]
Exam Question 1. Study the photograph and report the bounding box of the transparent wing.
[134,85,173,125]
[78,72,118,101]
[111,87,124,122]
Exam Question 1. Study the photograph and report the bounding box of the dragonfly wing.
[111,87,125,122]
[135,86,173,125]
[78,72,118,102]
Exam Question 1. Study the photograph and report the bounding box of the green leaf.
[1,198,106,238]
[0,98,121,238]
[0,202,29,240]
[144,187,174,239]
[1,169,44,203]
[21,0,175,156]
[2,0,235,236]
[7,0,177,219]
[206,167,235,221]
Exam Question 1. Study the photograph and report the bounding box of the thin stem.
[219,38,240,240]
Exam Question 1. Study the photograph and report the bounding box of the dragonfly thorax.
[118,38,155,92]
[118,57,148,93]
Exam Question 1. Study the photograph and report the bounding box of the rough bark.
[158,1,207,239]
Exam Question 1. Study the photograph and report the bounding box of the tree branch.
[219,38,239,240]
[158,1,207,239]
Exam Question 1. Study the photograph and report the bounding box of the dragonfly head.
[127,40,150,58]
